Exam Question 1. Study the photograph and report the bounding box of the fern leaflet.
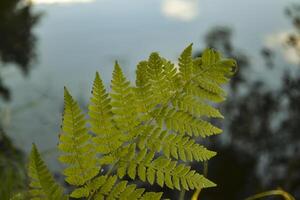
[28,144,67,200]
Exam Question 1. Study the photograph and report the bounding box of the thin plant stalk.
[245,189,295,200]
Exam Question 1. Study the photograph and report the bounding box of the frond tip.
[28,144,67,200]
[59,87,99,186]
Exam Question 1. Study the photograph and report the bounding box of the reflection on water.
[265,4,300,65]
[0,0,40,100]
[161,0,199,21]
[265,31,300,64]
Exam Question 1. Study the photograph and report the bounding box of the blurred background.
[0,0,299,199]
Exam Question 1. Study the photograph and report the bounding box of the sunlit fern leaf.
[137,126,217,161]
[136,61,149,88]
[111,62,139,134]
[146,52,172,103]
[89,72,123,154]
[70,175,162,200]
[135,53,177,111]
[116,144,216,190]
[172,94,223,118]
[179,43,193,82]
[185,80,225,103]
[194,75,226,97]
[25,44,235,200]
[135,61,154,122]
[197,49,237,84]
[69,175,107,198]
[28,144,67,200]
[89,71,114,136]
[162,58,181,92]
[183,49,236,104]
[58,88,99,186]
[152,106,222,137]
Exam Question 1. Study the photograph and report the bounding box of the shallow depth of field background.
[0,0,300,199]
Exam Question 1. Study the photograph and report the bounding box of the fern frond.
[185,80,225,102]
[146,53,172,103]
[179,43,193,82]
[116,144,215,190]
[137,126,216,162]
[70,175,162,200]
[172,94,223,118]
[89,72,114,136]
[200,49,236,73]
[153,106,222,137]
[135,62,155,123]
[135,53,176,111]
[194,75,226,98]
[197,49,236,85]
[28,144,67,200]
[162,58,181,92]
[58,88,99,186]
[22,45,236,200]
[111,62,138,133]
[183,49,236,103]
[89,72,123,154]
[23,44,237,199]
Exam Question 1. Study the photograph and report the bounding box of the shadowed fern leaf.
[28,144,67,200]
[26,44,236,199]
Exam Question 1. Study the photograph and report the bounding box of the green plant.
[22,44,236,199]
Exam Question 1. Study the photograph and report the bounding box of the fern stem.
[191,161,208,200]
[244,189,295,200]
[191,188,201,200]
[106,161,118,176]
[179,190,185,200]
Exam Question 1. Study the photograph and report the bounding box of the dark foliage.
[0,0,41,100]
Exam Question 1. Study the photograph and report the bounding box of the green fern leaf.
[28,144,67,200]
[111,62,139,134]
[179,43,193,82]
[89,71,114,136]
[197,49,236,84]
[71,175,162,200]
[89,72,124,154]
[135,53,176,111]
[172,94,223,118]
[24,44,236,200]
[153,106,222,137]
[116,145,215,190]
[138,126,216,161]
[59,88,99,186]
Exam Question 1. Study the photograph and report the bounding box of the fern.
[28,144,67,200]
[59,88,99,186]
[24,44,236,199]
